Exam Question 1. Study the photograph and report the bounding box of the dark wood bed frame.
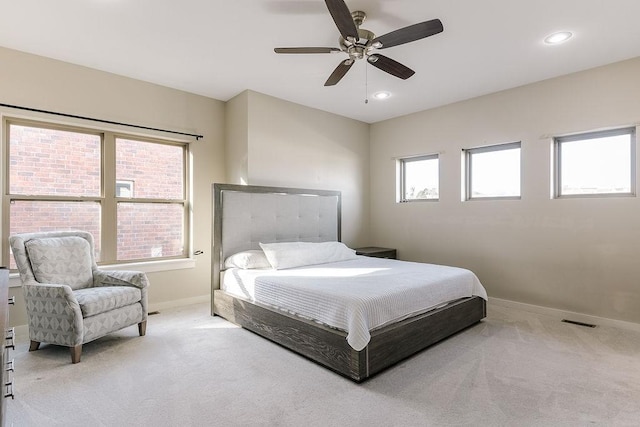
[212,183,486,382]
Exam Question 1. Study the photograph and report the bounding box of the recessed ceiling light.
[373,91,391,100]
[544,31,573,45]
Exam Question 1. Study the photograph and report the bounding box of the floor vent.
[562,319,596,328]
[148,311,160,316]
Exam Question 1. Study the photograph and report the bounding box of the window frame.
[2,117,191,268]
[397,153,440,203]
[464,141,522,201]
[553,127,636,199]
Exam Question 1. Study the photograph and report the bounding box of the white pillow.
[224,250,272,270]
[259,241,357,270]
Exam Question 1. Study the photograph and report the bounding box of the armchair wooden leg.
[70,345,82,364]
[138,320,147,336]
[29,341,40,352]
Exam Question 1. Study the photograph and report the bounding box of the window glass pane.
[403,157,439,200]
[116,138,184,199]
[559,133,632,196]
[9,124,101,197]
[469,145,520,198]
[5,118,189,267]
[9,201,101,268]
[117,203,184,260]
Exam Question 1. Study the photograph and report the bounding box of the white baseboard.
[14,324,29,341]
[14,295,638,339]
[13,295,211,340]
[489,297,640,333]
[148,294,210,313]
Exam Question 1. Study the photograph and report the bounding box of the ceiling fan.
[274,0,444,86]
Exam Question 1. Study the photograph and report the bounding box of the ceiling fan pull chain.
[365,61,369,104]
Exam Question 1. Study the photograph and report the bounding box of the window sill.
[99,257,196,273]
[9,257,196,288]
[465,196,521,201]
[398,198,439,203]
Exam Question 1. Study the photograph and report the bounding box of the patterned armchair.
[9,231,148,363]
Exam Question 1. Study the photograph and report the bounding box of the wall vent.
[562,319,596,328]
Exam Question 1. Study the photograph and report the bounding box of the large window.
[3,119,189,268]
[554,128,635,198]
[398,154,439,202]
[465,142,521,200]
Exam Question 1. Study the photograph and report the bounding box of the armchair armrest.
[23,281,80,308]
[93,269,149,289]
[22,282,84,346]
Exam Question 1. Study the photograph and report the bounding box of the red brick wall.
[116,138,183,199]
[117,203,183,260]
[10,125,101,196]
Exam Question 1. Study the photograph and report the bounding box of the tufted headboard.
[211,183,341,292]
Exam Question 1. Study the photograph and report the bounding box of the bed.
[212,183,487,382]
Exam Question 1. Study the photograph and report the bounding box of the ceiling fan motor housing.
[339,28,375,60]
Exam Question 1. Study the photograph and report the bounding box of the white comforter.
[222,256,487,351]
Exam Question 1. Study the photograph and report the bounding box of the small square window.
[554,128,636,198]
[398,154,439,202]
[116,180,134,198]
[465,142,521,200]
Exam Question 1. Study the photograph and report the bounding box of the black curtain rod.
[0,102,203,141]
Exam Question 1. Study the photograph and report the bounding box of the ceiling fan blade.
[371,19,444,49]
[367,54,415,80]
[324,0,358,41]
[274,47,341,54]
[324,59,354,86]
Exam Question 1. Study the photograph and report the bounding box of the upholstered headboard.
[211,184,341,292]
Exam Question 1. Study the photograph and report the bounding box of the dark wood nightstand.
[355,247,397,259]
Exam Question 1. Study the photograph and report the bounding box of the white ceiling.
[2,0,640,124]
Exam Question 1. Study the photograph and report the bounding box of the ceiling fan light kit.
[373,91,391,100]
[544,31,573,45]
[274,0,444,87]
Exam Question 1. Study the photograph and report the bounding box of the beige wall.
[370,57,640,324]
[0,46,226,326]
[224,91,248,185]
[225,90,370,246]
[4,43,639,329]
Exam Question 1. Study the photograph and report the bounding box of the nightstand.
[355,247,397,259]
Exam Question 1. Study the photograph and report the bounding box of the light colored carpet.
[6,302,640,426]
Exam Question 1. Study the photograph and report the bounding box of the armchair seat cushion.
[26,236,93,289]
[74,286,142,317]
